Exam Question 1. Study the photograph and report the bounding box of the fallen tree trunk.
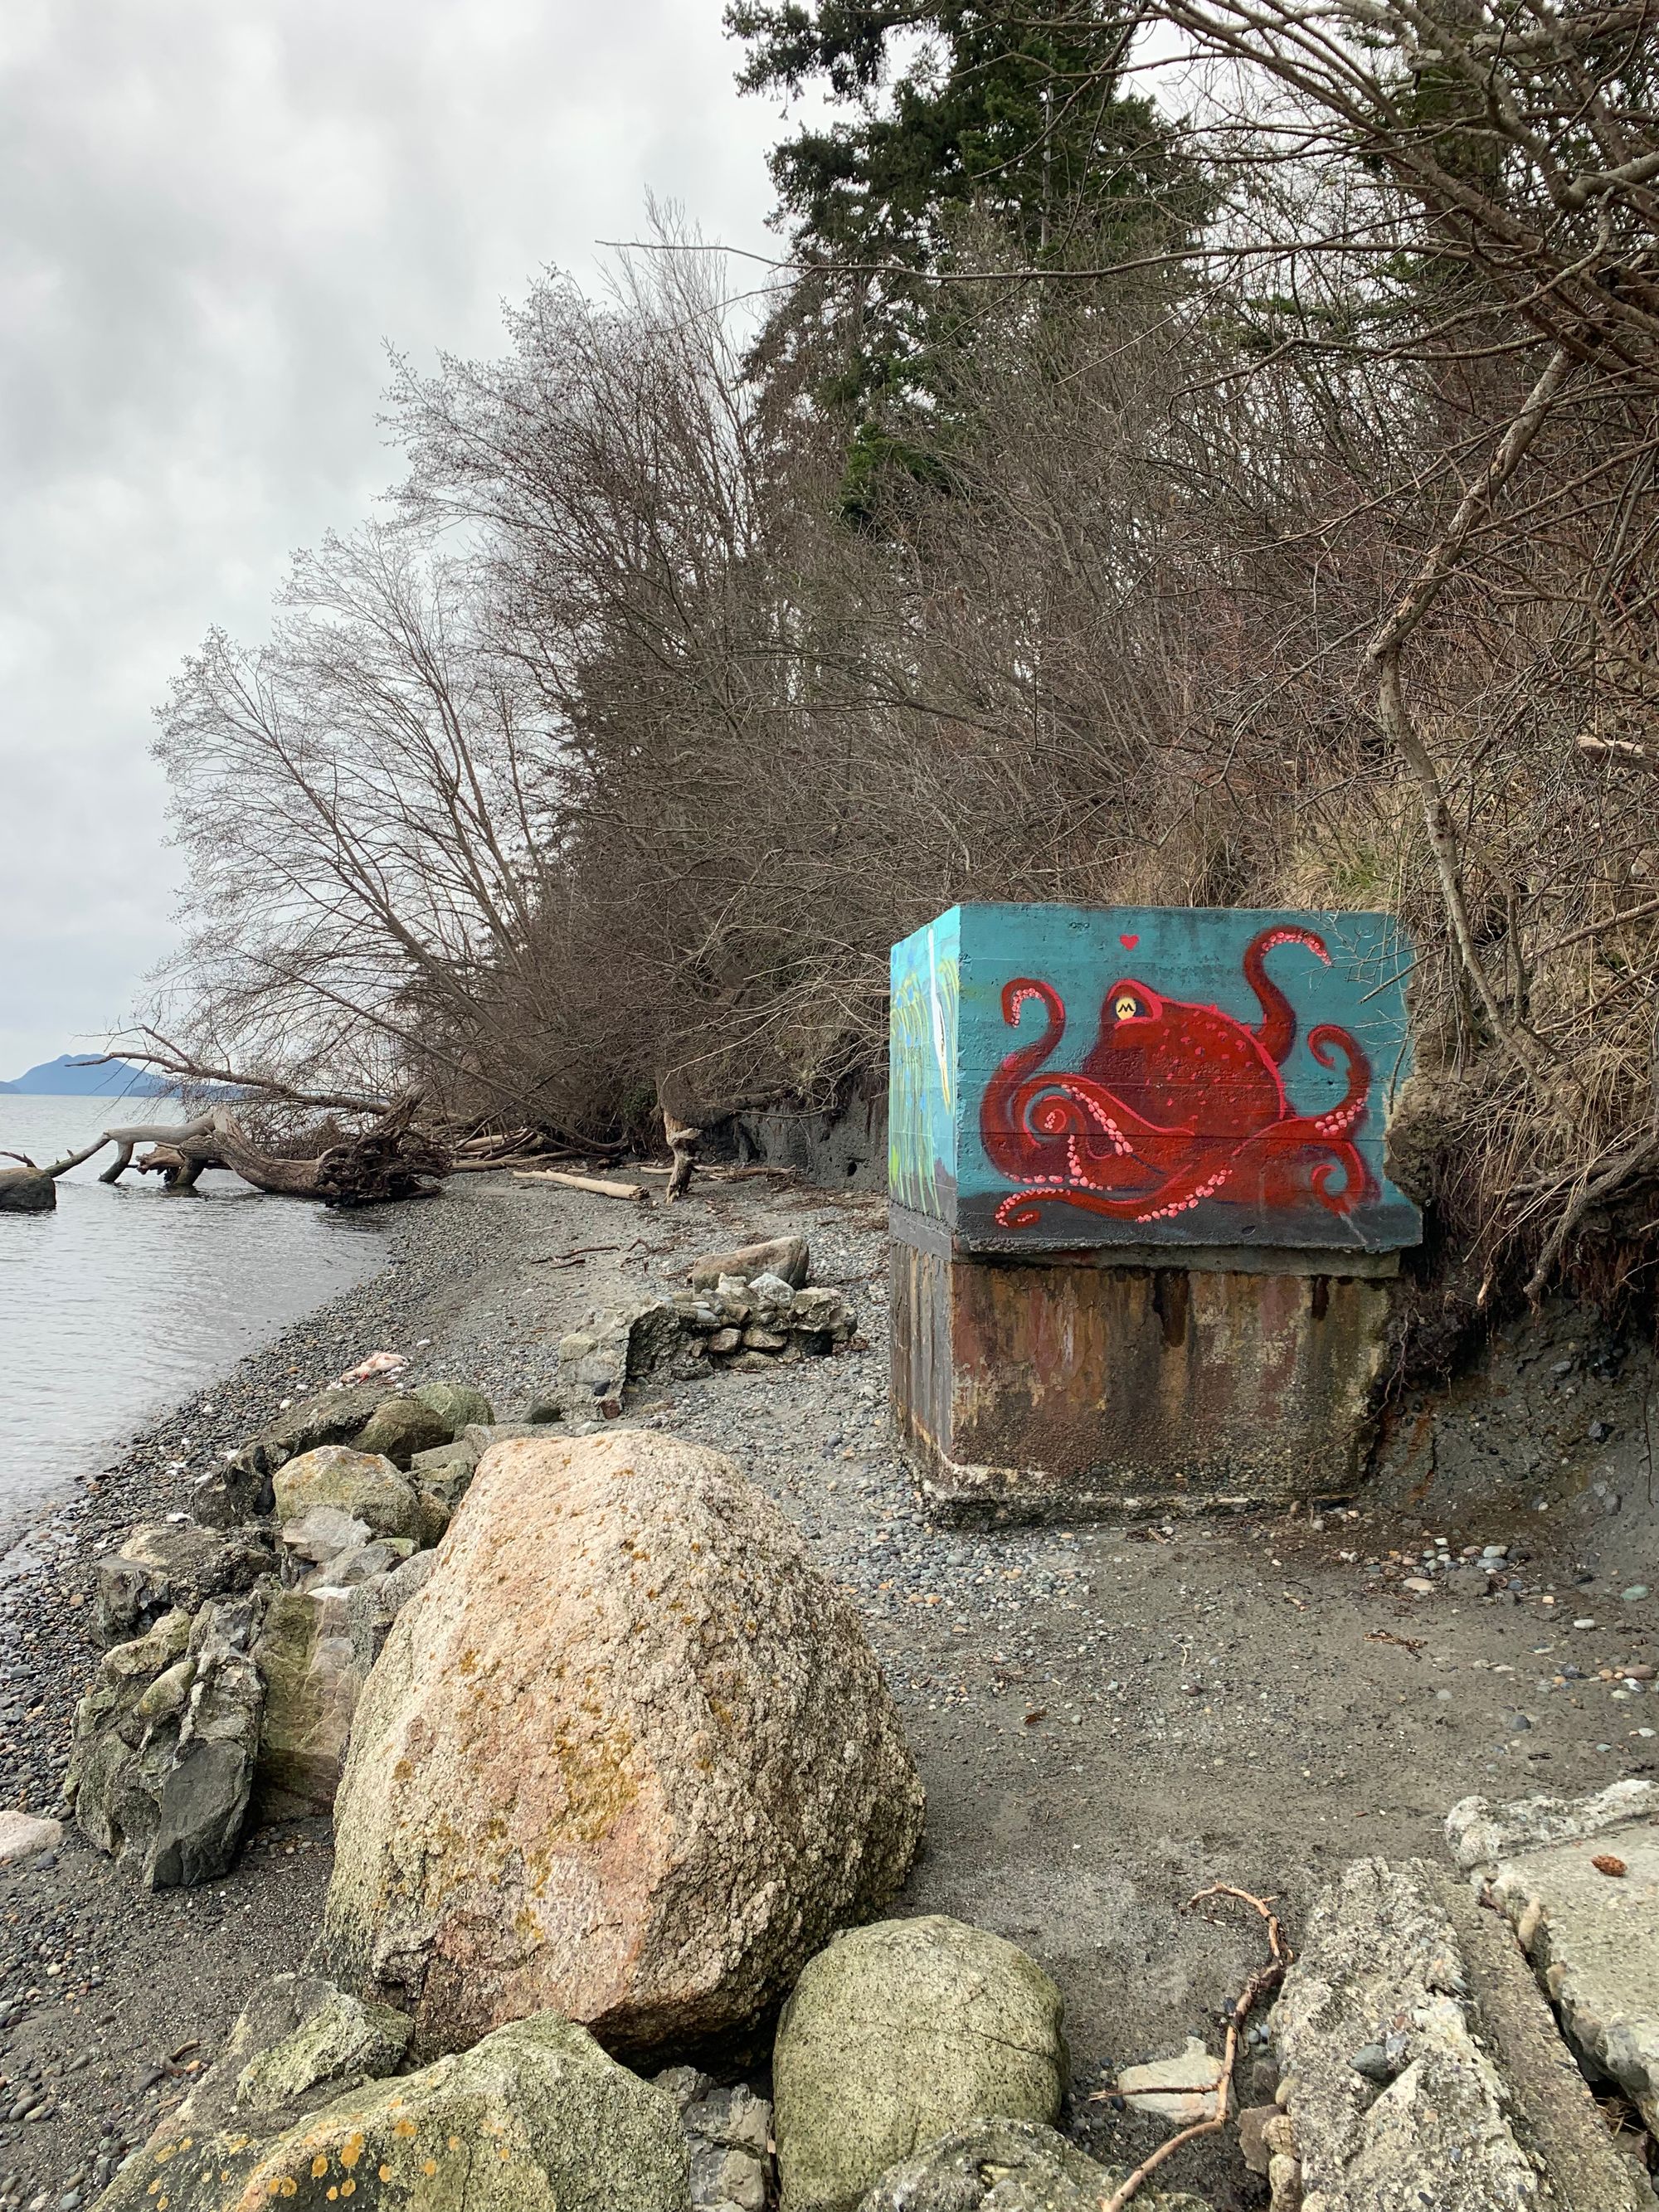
[99,1115,218,1184]
[212,1096,449,1205]
[0,1134,113,1214]
[132,1096,448,1205]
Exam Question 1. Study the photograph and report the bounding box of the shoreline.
[2,1171,1655,2211]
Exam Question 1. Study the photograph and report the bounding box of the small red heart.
[1119,933,1140,950]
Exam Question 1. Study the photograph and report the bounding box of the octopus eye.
[1114,994,1141,1021]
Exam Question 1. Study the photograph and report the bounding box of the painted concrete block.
[890,903,1419,1255]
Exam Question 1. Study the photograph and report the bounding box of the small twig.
[1096,1885,1290,2212]
[1367,1629,1426,1657]
[528,1243,620,1265]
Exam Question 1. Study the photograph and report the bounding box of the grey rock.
[279,1503,372,1568]
[197,1384,392,1526]
[854,2117,1206,2212]
[254,1549,440,1816]
[409,1379,494,1432]
[348,1393,455,1468]
[164,1971,411,2141]
[95,1523,274,1647]
[272,1444,420,1541]
[67,1597,265,1889]
[689,1237,810,1291]
[1447,1779,1654,1872]
[298,1536,415,1592]
[651,2071,774,2212]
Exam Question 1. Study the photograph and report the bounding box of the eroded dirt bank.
[2,1173,1655,2210]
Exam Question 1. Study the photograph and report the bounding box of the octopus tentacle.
[1244,926,1331,1066]
[995,1145,1236,1228]
[980,980,1066,1184]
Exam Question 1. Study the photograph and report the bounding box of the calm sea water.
[0,1096,386,1524]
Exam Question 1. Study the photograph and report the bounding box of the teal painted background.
[888,908,959,1217]
[892,903,1419,1252]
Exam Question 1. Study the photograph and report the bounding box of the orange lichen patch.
[339,2133,365,2171]
[421,2160,438,2177]
[447,2137,460,2151]
[392,2119,419,2138]
[340,2184,356,2199]
[280,2183,299,2200]
[310,2155,329,2178]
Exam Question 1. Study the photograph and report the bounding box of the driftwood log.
[0,1134,113,1213]
[134,1096,449,1205]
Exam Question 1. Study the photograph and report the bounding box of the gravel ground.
[2,1170,1656,2211]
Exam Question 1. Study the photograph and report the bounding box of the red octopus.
[980,925,1376,1229]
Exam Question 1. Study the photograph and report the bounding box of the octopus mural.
[980,925,1376,1230]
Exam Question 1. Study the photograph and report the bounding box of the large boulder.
[321,1430,924,2059]
[350,1394,455,1468]
[773,1918,1067,2212]
[94,1521,274,1646]
[96,2010,689,2212]
[66,1597,265,1889]
[273,1443,420,1539]
[855,2118,1209,2212]
[253,1553,440,1816]
[197,1383,392,1526]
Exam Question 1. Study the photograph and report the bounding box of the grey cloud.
[0,0,786,1076]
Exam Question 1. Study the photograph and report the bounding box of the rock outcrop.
[773,1916,1067,2212]
[66,1597,265,1889]
[855,2117,1209,2212]
[94,1521,273,1646]
[97,2009,689,2212]
[321,1430,924,2059]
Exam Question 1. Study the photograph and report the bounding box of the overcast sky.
[0,0,793,1080]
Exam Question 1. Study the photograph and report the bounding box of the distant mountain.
[0,1053,176,1098]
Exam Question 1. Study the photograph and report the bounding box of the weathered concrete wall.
[892,1225,1396,1523]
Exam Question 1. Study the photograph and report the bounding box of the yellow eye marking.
[1114,994,1139,1021]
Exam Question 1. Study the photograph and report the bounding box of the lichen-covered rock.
[321,1430,923,2060]
[689,1237,810,1291]
[411,1379,494,1432]
[67,1597,265,1889]
[197,1383,392,1526]
[552,1299,693,1418]
[253,1552,440,1816]
[163,1971,411,2143]
[95,2010,689,2212]
[774,1918,1066,2212]
[95,1522,275,1647]
[274,1444,420,1540]
[350,1394,455,1468]
[854,2118,1208,2212]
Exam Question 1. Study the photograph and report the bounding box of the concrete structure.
[888,904,1419,1519]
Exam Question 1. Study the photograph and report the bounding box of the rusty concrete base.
[891,1228,1397,1524]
